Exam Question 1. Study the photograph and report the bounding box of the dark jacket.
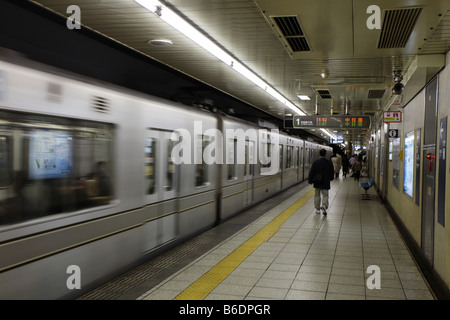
[308,157,334,190]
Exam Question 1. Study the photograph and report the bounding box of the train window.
[0,134,12,187]
[249,140,255,176]
[227,138,237,180]
[261,139,272,169]
[279,145,284,171]
[286,146,293,169]
[165,140,174,191]
[195,135,209,187]
[243,139,253,177]
[244,139,249,177]
[145,137,156,194]
[0,111,113,226]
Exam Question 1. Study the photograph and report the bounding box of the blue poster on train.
[28,129,73,180]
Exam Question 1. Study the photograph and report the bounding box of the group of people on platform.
[330,151,366,181]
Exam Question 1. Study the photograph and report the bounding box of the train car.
[0,56,331,299]
[220,116,258,221]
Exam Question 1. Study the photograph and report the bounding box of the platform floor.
[81,175,436,300]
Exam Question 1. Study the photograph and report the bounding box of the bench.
[359,175,374,200]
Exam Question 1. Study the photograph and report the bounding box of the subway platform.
[80,175,435,301]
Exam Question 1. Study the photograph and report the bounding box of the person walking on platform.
[342,154,349,178]
[336,152,342,178]
[352,155,362,181]
[308,149,334,216]
[330,152,340,179]
[349,154,357,177]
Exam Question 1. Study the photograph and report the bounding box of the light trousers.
[314,188,329,210]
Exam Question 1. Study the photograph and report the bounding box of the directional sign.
[290,115,371,129]
[383,111,402,123]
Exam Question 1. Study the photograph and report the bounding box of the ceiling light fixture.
[147,39,173,46]
[320,128,337,140]
[321,69,329,79]
[297,95,311,100]
[135,0,306,115]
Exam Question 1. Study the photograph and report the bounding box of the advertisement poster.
[438,117,447,226]
[415,128,421,206]
[28,129,73,180]
[392,138,400,189]
[403,131,414,198]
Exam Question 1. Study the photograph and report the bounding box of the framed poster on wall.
[392,138,400,189]
[438,117,447,226]
[403,131,415,198]
[415,128,421,206]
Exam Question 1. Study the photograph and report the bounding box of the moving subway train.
[0,56,332,299]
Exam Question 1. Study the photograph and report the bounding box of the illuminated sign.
[290,115,371,129]
[383,111,402,123]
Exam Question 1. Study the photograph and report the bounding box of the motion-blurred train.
[0,55,331,299]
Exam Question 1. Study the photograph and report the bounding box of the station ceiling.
[30,0,450,145]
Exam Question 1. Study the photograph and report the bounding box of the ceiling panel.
[31,0,450,144]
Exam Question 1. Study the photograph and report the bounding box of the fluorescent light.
[320,128,337,140]
[135,0,305,116]
[135,0,160,13]
[297,95,310,100]
[231,61,268,90]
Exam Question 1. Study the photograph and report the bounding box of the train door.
[244,139,254,207]
[300,146,304,181]
[145,129,178,246]
[421,76,438,264]
[304,145,310,179]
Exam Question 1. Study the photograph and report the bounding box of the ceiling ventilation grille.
[92,96,110,113]
[272,16,311,52]
[367,89,386,99]
[316,89,331,99]
[378,8,422,48]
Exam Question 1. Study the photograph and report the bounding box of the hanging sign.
[290,115,370,129]
[383,111,402,123]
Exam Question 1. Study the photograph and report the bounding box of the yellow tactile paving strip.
[174,188,315,300]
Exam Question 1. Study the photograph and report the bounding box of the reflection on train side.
[0,112,112,225]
